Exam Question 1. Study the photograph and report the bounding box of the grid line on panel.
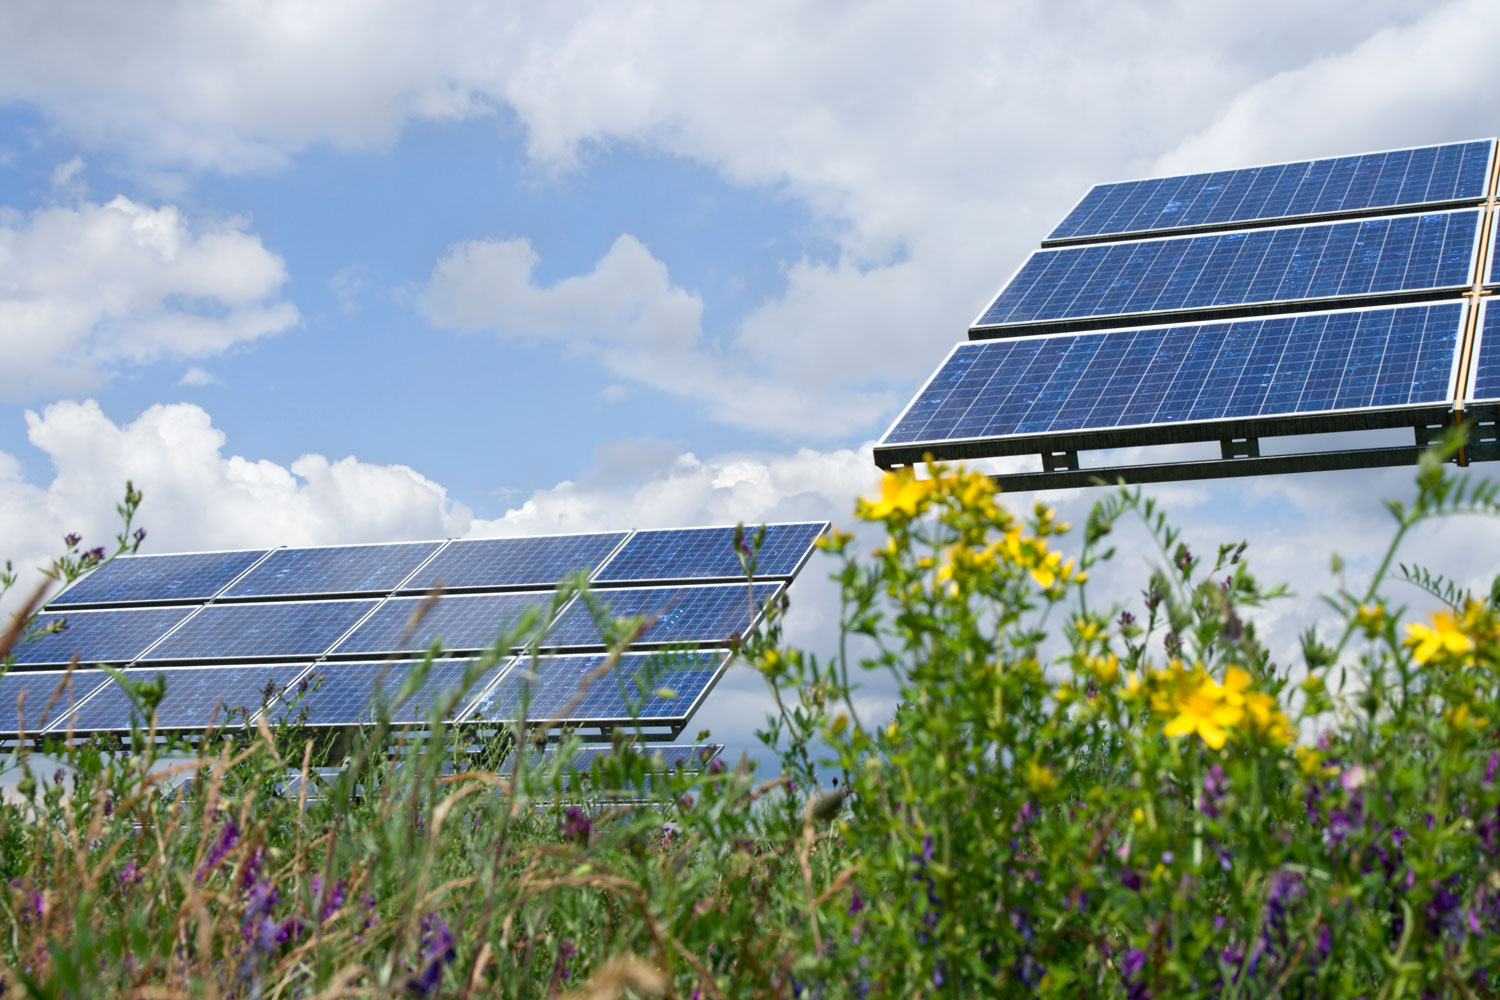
[331,591,560,657]
[0,670,111,734]
[274,659,508,728]
[884,302,1466,447]
[594,524,826,582]
[1048,140,1493,244]
[977,210,1481,332]
[9,605,197,667]
[402,533,628,592]
[546,583,782,648]
[50,663,308,734]
[223,541,445,599]
[469,651,726,725]
[141,600,380,662]
[47,548,272,608]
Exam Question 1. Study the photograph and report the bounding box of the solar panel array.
[1048,140,1493,243]
[3,522,825,738]
[876,138,1500,487]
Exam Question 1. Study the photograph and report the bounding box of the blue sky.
[2,0,1498,754]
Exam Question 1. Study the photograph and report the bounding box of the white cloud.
[50,155,84,192]
[177,366,220,387]
[0,1,1465,436]
[0,195,298,400]
[423,234,894,437]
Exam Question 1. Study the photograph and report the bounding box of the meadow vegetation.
[3,441,1500,997]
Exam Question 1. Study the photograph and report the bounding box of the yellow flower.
[1088,652,1120,686]
[1405,610,1475,664]
[1445,703,1489,730]
[1162,675,1244,750]
[1024,760,1056,792]
[1354,602,1385,636]
[1295,745,1335,778]
[858,471,936,521]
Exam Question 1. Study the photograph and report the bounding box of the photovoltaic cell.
[144,600,377,661]
[54,663,306,732]
[547,583,781,647]
[975,210,1480,333]
[1468,302,1500,402]
[331,592,556,656]
[10,606,194,666]
[0,670,109,733]
[884,302,1463,447]
[1049,140,1493,242]
[401,532,627,591]
[49,548,269,607]
[223,541,442,598]
[595,524,826,582]
[279,659,505,726]
[472,651,726,723]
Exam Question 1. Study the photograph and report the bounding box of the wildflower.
[1024,760,1056,793]
[1088,652,1120,686]
[1354,602,1386,636]
[62,532,82,548]
[1162,673,1244,750]
[706,757,725,776]
[405,914,457,996]
[857,471,936,521]
[1405,610,1475,664]
[198,817,241,881]
[560,806,592,844]
[1445,703,1489,730]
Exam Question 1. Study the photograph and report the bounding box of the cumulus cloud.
[177,366,220,387]
[422,234,894,437]
[0,196,298,399]
[0,2,1465,437]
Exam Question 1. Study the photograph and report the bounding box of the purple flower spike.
[560,806,592,844]
[405,914,457,996]
[197,817,241,881]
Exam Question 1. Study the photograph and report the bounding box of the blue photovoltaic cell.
[332,592,555,656]
[0,670,109,733]
[279,659,504,726]
[144,600,376,661]
[885,303,1463,446]
[224,541,442,598]
[55,663,306,732]
[501,743,721,775]
[472,651,726,723]
[1487,212,1500,288]
[976,209,1479,331]
[49,548,269,607]
[402,532,627,591]
[547,583,781,647]
[1048,140,1493,242]
[10,606,194,666]
[595,524,825,582]
[1468,303,1500,402]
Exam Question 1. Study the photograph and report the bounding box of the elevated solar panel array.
[875,138,1500,489]
[1,522,826,741]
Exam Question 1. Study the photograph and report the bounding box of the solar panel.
[595,524,826,582]
[223,541,443,598]
[547,583,781,648]
[974,209,1480,335]
[469,651,727,724]
[882,302,1464,449]
[401,532,627,592]
[52,663,306,732]
[330,592,556,656]
[49,548,269,607]
[1486,212,1500,289]
[1048,140,1493,243]
[1467,301,1500,402]
[143,600,377,662]
[0,669,109,733]
[275,658,506,727]
[9,606,194,667]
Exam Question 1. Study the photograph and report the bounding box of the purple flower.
[62,532,81,549]
[706,757,725,776]
[312,876,347,922]
[117,862,143,887]
[197,817,240,881]
[132,527,147,544]
[560,806,592,844]
[849,888,865,916]
[1117,610,1136,629]
[405,914,457,996]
